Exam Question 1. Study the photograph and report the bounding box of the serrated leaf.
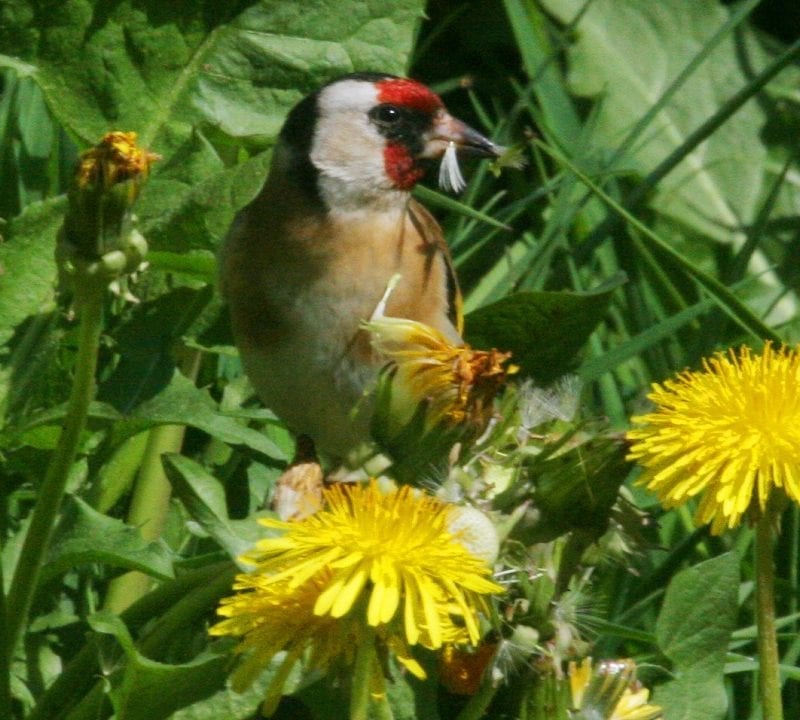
[3,2,425,152]
[41,496,174,583]
[163,453,268,561]
[464,276,624,384]
[88,612,228,720]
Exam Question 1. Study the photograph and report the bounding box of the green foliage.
[654,553,740,719]
[464,274,625,383]
[1,0,799,719]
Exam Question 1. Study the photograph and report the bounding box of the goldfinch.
[221,72,502,462]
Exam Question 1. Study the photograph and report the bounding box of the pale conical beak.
[422,112,503,159]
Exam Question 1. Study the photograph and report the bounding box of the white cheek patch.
[438,142,466,193]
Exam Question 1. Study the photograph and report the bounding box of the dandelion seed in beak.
[438,141,466,193]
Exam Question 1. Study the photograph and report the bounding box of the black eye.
[372,104,402,124]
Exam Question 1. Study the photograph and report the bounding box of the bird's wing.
[406,198,464,336]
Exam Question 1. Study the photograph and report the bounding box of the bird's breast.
[222,196,457,457]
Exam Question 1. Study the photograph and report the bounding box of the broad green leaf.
[2,1,425,152]
[540,0,766,244]
[137,144,271,253]
[14,374,289,461]
[464,275,625,384]
[163,453,269,561]
[653,551,739,720]
[41,496,174,583]
[88,612,228,720]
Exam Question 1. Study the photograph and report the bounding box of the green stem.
[375,695,395,720]
[103,424,187,613]
[456,671,497,720]
[351,632,377,720]
[755,513,784,720]
[103,349,199,613]
[3,280,105,671]
[0,534,9,720]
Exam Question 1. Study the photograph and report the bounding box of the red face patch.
[383,142,425,190]
[376,78,443,115]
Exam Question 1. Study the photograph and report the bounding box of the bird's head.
[275,72,502,212]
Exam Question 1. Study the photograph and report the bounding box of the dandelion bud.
[59,131,158,285]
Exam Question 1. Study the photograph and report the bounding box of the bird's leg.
[271,434,324,521]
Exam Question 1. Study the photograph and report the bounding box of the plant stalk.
[3,280,105,672]
[456,670,497,720]
[755,513,784,720]
[102,423,186,613]
[351,632,377,720]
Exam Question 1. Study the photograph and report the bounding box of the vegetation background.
[1,0,799,718]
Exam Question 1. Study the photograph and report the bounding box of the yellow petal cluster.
[626,343,800,534]
[367,315,513,435]
[76,131,160,189]
[210,481,502,710]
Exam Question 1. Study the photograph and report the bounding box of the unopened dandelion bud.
[60,131,158,275]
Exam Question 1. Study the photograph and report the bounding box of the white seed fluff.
[438,141,466,193]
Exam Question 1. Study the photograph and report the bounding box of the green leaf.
[464,275,625,384]
[499,435,630,545]
[169,673,271,720]
[539,0,767,244]
[111,371,289,461]
[41,496,174,583]
[0,196,62,345]
[163,453,269,561]
[98,286,217,413]
[3,1,425,152]
[88,612,229,720]
[138,144,271,253]
[653,552,739,720]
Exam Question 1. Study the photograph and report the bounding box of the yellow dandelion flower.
[569,658,662,720]
[211,481,503,712]
[366,314,513,436]
[626,343,800,534]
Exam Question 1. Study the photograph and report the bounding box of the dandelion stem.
[3,279,105,669]
[351,632,377,720]
[456,670,497,720]
[755,513,784,720]
[375,695,395,720]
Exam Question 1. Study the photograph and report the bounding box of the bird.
[220,72,502,468]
